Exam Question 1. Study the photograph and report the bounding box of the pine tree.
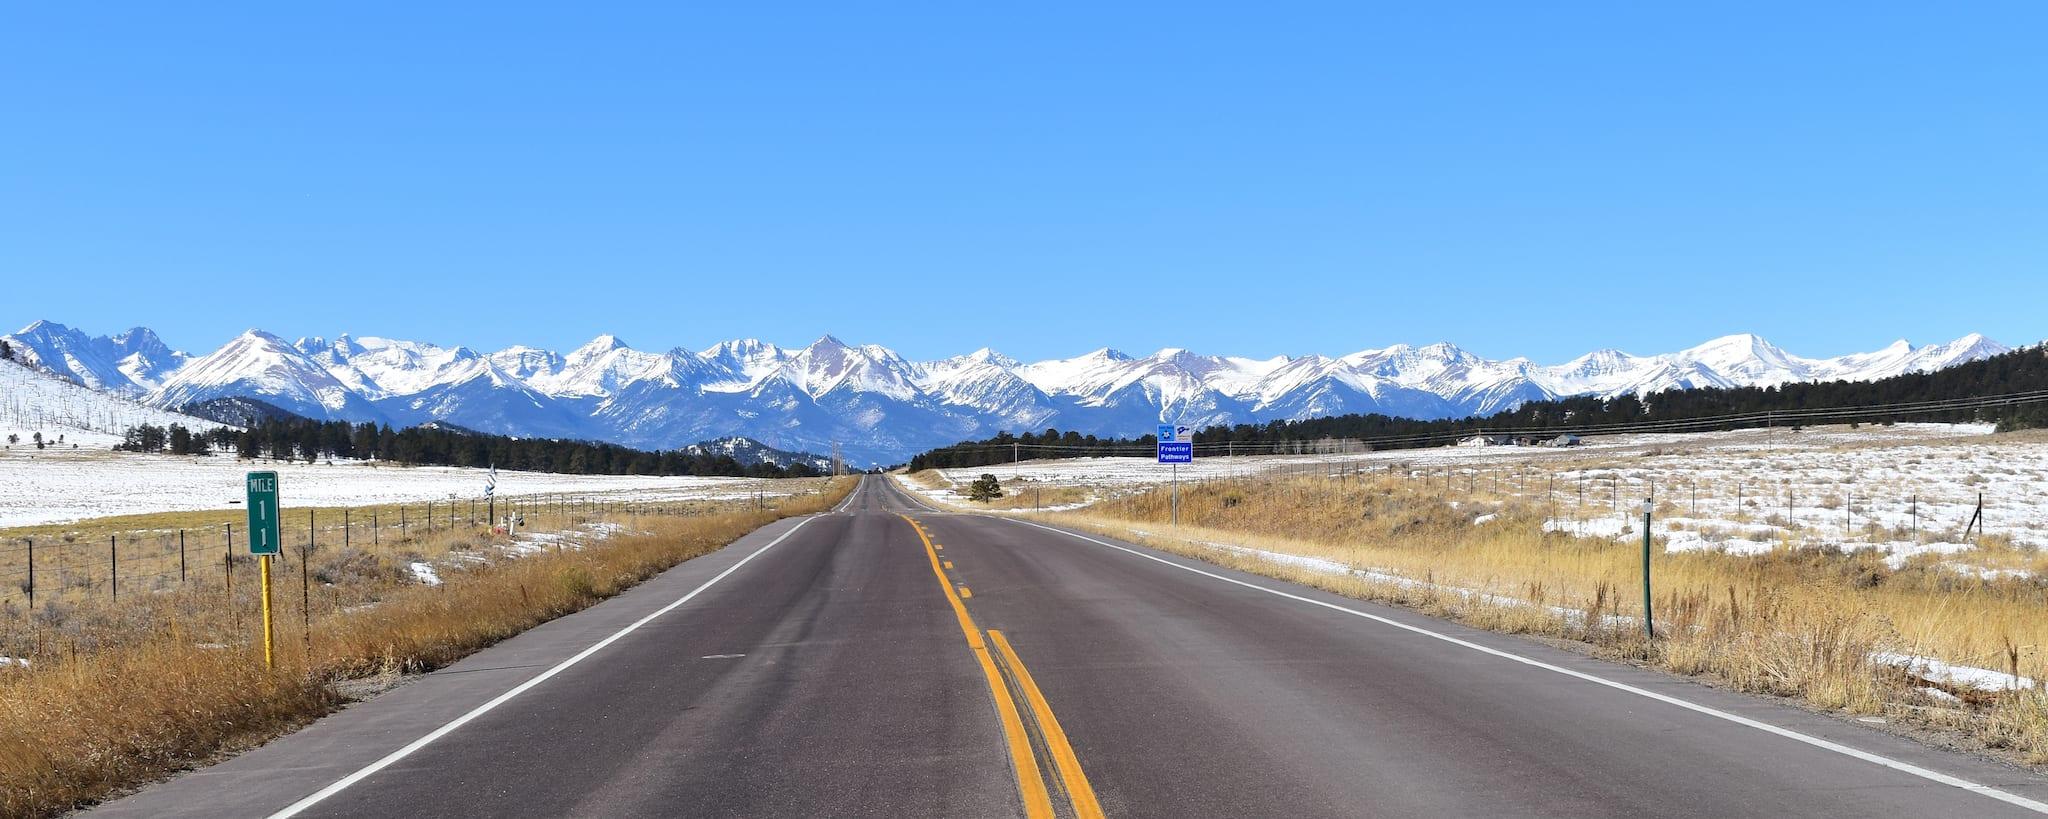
[967,473,1003,502]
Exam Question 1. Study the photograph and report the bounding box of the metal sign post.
[1156,426,1195,528]
[246,471,281,668]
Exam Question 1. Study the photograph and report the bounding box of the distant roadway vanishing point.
[92,476,2048,817]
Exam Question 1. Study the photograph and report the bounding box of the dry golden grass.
[0,478,853,818]
[1039,474,2048,762]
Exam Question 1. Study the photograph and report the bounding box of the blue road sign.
[1156,423,1177,441]
[1157,442,1194,463]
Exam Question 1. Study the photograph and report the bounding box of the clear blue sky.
[3,3,2042,363]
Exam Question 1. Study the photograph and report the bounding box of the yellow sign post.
[259,555,275,668]
[247,471,282,669]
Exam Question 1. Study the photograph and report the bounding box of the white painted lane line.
[269,515,822,819]
[832,480,862,513]
[1004,518,2048,815]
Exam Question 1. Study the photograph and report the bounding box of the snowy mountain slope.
[9,320,2013,464]
[374,363,589,439]
[682,436,836,472]
[148,330,387,423]
[1,320,190,396]
[527,334,671,398]
[0,358,228,447]
[915,349,1060,429]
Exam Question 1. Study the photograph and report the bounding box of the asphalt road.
[92,475,2048,817]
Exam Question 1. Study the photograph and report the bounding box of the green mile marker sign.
[246,471,281,556]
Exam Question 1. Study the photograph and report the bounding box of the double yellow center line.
[900,514,1103,819]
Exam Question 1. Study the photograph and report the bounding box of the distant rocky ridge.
[1,320,2010,464]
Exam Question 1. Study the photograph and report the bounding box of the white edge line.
[1003,517,2048,815]
[269,515,822,818]
[831,479,863,513]
[886,474,946,512]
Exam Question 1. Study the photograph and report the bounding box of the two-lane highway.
[95,476,2048,817]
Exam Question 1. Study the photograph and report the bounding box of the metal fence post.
[109,534,118,601]
[303,509,313,650]
[1641,499,1654,639]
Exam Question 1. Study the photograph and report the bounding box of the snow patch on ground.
[1877,541,1977,570]
[1872,652,2035,692]
[1659,530,1779,556]
[407,561,441,586]
[500,521,624,557]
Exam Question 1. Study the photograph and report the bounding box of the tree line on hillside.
[115,417,822,479]
[908,344,2048,470]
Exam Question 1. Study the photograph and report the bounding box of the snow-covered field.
[912,422,2048,574]
[0,446,781,527]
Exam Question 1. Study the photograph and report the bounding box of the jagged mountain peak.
[236,327,290,345]
[15,319,74,337]
[1683,332,1790,361]
[109,326,167,349]
[704,338,782,356]
[568,333,630,359]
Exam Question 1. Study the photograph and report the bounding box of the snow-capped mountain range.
[0,320,2011,465]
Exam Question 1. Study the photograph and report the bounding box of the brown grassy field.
[1036,473,2048,764]
[0,478,853,818]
